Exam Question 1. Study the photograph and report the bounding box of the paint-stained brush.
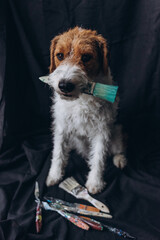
[79,216,103,231]
[79,217,136,239]
[39,76,118,103]
[41,201,90,230]
[44,197,112,218]
[59,177,110,214]
[34,182,42,233]
[83,82,118,103]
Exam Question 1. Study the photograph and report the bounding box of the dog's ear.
[49,36,60,73]
[95,35,108,75]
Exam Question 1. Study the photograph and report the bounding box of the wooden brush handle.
[78,204,99,212]
[35,202,42,233]
[77,190,110,213]
[68,215,90,230]
[79,216,103,231]
[60,211,90,230]
[86,195,110,213]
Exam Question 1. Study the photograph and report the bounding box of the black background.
[0,0,160,239]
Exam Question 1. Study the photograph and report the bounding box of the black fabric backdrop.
[0,0,160,239]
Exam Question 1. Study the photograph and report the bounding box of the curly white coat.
[46,63,127,194]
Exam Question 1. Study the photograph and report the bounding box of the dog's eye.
[81,54,92,63]
[56,53,64,61]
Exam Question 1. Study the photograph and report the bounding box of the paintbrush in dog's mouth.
[39,75,118,103]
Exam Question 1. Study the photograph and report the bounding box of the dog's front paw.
[113,154,127,169]
[46,168,63,187]
[85,175,106,194]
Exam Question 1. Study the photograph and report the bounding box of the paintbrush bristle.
[59,177,80,193]
[39,76,49,83]
[35,181,40,200]
[93,83,118,103]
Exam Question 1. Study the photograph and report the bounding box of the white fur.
[46,63,127,194]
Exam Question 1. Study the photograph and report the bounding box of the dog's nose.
[58,80,75,93]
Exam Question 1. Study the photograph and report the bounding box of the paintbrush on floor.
[44,197,112,219]
[79,217,136,239]
[41,201,90,230]
[34,182,42,233]
[59,177,111,214]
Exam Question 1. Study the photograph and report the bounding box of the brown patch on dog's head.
[49,35,60,73]
[49,27,108,77]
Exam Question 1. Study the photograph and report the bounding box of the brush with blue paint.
[39,76,118,103]
[83,81,118,103]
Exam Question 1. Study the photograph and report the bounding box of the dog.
[46,27,127,194]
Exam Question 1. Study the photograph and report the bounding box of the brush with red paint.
[35,182,42,233]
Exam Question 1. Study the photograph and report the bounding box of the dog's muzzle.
[58,80,75,93]
[49,63,89,99]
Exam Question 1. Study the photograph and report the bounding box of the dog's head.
[48,27,109,100]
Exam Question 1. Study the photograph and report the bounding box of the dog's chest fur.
[53,93,117,142]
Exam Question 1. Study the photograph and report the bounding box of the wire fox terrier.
[46,27,127,194]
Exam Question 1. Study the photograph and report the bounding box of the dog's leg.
[46,129,70,187]
[111,124,127,169]
[85,134,109,194]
